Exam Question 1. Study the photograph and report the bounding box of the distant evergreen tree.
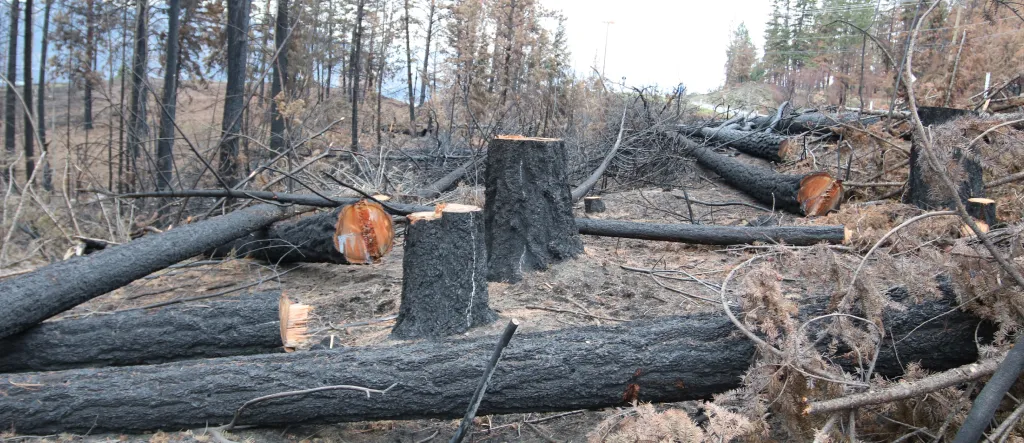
[725,23,757,86]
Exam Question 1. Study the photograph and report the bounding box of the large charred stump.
[0,292,308,373]
[0,285,985,434]
[672,135,843,216]
[0,204,293,340]
[904,107,994,225]
[697,127,800,162]
[576,219,849,246]
[484,136,583,283]
[391,204,497,339]
[208,200,394,264]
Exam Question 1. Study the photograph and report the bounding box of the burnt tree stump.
[584,196,606,214]
[392,204,497,339]
[484,136,583,283]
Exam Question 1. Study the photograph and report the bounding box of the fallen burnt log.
[749,112,881,134]
[0,286,984,434]
[208,201,394,264]
[112,190,432,215]
[577,219,849,246]
[0,292,309,373]
[416,156,486,199]
[672,135,843,216]
[695,127,799,162]
[0,204,295,340]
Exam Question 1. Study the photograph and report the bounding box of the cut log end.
[279,295,312,351]
[408,204,482,224]
[371,194,392,202]
[844,227,853,245]
[797,172,844,216]
[778,138,801,162]
[334,200,395,264]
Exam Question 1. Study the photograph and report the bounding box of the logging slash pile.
[2,103,1024,442]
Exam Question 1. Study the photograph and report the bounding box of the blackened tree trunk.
[696,126,799,163]
[0,291,305,373]
[36,0,52,191]
[350,0,365,150]
[403,0,415,135]
[3,0,18,182]
[21,0,32,180]
[216,0,250,186]
[904,107,994,224]
[673,134,843,216]
[577,218,848,246]
[392,204,496,339]
[484,136,583,283]
[127,0,149,191]
[0,285,986,434]
[83,0,94,130]
[155,0,182,191]
[0,204,294,339]
[269,0,289,154]
[418,0,435,107]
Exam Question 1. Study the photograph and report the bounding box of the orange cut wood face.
[797,172,844,216]
[334,200,395,264]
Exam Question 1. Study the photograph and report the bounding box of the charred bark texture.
[0,292,285,373]
[484,137,583,283]
[0,204,291,339]
[392,206,496,339]
[584,196,606,214]
[208,208,349,264]
[0,286,984,434]
[577,219,847,246]
[904,107,994,224]
[697,127,798,162]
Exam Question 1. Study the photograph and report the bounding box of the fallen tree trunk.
[208,201,394,264]
[671,134,843,216]
[416,156,486,199]
[571,105,628,202]
[0,292,308,373]
[577,219,849,246]
[0,204,295,340]
[0,286,984,434]
[695,126,799,162]
[110,190,431,215]
[781,112,880,133]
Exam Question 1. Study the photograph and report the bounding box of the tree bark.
[127,0,149,191]
[269,0,290,154]
[207,202,394,265]
[21,0,32,180]
[0,286,985,434]
[3,0,18,181]
[418,0,435,107]
[0,204,295,339]
[82,0,94,130]
[392,205,496,339]
[155,0,181,191]
[695,127,799,163]
[577,219,848,246]
[217,0,250,186]
[672,134,843,216]
[350,0,365,151]
[484,136,583,283]
[0,291,307,373]
[403,0,415,135]
[116,189,432,215]
[36,0,52,191]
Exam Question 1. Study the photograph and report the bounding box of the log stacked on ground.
[696,127,800,162]
[672,134,843,216]
[484,136,583,283]
[0,204,294,340]
[0,291,308,373]
[577,219,849,246]
[392,204,497,339]
[208,200,394,265]
[0,285,984,434]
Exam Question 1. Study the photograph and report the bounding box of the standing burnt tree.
[156,0,182,191]
[217,0,250,185]
[392,204,497,339]
[3,0,18,182]
[484,136,583,283]
[269,0,290,155]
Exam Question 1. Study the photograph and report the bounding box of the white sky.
[542,0,772,93]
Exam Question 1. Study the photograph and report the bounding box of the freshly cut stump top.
[484,136,583,282]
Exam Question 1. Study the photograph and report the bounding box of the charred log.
[695,127,799,162]
[0,292,308,373]
[484,136,583,283]
[671,135,843,216]
[0,286,985,434]
[576,219,849,246]
[208,200,394,265]
[0,204,294,340]
[391,204,496,339]
[416,156,486,199]
[113,190,432,215]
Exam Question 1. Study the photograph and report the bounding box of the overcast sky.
[543,0,772,93]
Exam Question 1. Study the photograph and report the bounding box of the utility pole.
[601,21,614,80]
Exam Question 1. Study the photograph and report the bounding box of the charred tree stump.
[208,200,394,265]
[904,107,994,224]
[671,134,843,216]
[584,196,607,214]
[576,219,849,246]
[484,136,583,283]
[0,285,985,434]
[391,204,497,339]
[696,127,800,162]
[0,204,294,340]
[0,292,309,373]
